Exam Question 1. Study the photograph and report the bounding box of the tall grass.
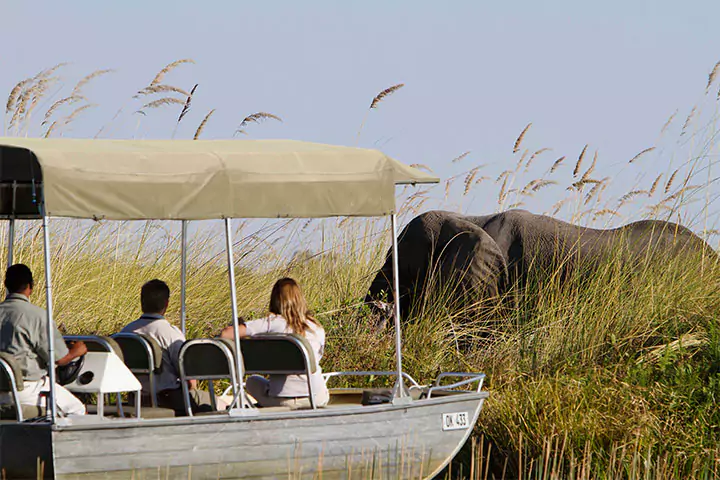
[3,60,720,478]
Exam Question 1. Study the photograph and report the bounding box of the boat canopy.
[0,138,438,220]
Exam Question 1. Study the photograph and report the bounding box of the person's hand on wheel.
[68,340,88,357]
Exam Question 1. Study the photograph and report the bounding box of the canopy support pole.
[224,218,248,411]
[390,213,409,402]
[7,181,17,271]
[42,211,58,422]
[6,218,14,269]
[180,220,188,336]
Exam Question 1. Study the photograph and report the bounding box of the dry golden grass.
[3,59,720,479]
[70,69,114,97]
[150,59,195,86]
[369,83,404,109]
[193,109,215,140]
[514,123,532,154]
[628,146,656,164]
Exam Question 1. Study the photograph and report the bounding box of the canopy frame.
[0,139,437,422]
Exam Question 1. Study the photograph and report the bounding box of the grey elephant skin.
[366,209,715,318]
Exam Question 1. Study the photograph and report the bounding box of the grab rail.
[427,372,485,399]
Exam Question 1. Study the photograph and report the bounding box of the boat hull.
[0,392,486,479]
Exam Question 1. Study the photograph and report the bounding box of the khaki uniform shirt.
[121,314,184,392]
[0,293,68,381]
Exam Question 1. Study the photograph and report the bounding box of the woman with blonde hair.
[221,277,329,409]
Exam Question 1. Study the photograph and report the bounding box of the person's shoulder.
[306,321,325,338]
[13,300,46,321]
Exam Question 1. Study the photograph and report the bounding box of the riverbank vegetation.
[3,60,720,478]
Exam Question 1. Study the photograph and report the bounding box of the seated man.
[121,279,222,415]
[0,264,87,416]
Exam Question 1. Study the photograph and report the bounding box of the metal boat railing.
[427,372,485,398]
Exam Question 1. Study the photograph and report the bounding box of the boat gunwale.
[40,390,488,432]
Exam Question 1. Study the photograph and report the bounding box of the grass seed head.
[451,151,471,164]
[628,147,656,164]
[550,156,566,173]
[369,83,404,109]
[193,109,215,140]
[665,169,679,194]
[151,59,195,86]
[71,69,114,97]
[573,145,588,177]
[513,123,532,154]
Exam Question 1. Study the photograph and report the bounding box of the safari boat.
[0,138,488,479]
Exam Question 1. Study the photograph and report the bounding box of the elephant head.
[365,211,508,329]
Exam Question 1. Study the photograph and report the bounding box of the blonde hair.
[269,277,319,336]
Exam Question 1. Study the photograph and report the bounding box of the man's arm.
[57,341,87,366]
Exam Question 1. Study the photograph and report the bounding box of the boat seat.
[241,333,319,409]
[179,338,239,417]
[0,352,40,421]
[64,335,124,362]
[111,332,163,408]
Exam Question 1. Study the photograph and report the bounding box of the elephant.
[365,209,715,325]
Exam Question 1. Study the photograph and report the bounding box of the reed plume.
[549,156,566,173]
[151,59,195,85]
[662,185,701,203]
[525,148,552,170]
[498,177,509,204]
[648,174,663,196]
[660,111,677,136]
[513,123,532,154]
[706,60,720,93]
[464,168,481,195]
[71,69,114,97]
[521,179,556,196]
[580,150,598,181]
[681,106,697,136]
[664,169,679,194]
[619,190,649,204]
[573,145,588,177]
[551,198,572,215]
[139,97,185,111]
[43,95,84,125]
[584,178,608,205]
[43,120,58,138]
[628,147,655,164]
[193,109,215,140]
[135,84,191,98]
[369,83,404,109]
[592,209,619,219]
[62,104,96,125]
[451,151,471,163]
[496,170,512,182]
[6,78,31,114]
[178,84,198,123]
[235,112,283,135]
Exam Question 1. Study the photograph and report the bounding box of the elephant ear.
[434,216,508,300]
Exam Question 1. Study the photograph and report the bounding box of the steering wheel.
[56,355,85,386]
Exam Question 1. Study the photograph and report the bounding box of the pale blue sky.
[2,0,720,232]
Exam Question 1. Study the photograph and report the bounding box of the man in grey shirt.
[121,279,220,415]
[0,264,87,416]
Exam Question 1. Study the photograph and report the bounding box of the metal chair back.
[110,333,163,408]
[240,333,318,409]
[178,338,238,416]
[0,352,25,421]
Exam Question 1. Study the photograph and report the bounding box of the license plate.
[442,411,470,431]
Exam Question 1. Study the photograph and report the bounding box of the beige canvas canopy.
[0,138,438,220]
